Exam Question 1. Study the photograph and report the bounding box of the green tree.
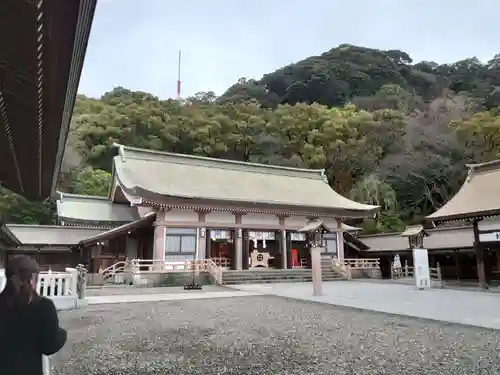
[0,188,56,224]
[349,175,404,233]
[68,167,112,196]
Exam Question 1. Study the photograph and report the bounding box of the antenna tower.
[176,50,182,101]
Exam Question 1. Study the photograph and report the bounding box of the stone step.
[220,267,346,286]
[222,271,341,279]
[223,276,345,285]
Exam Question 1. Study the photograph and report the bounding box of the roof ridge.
[466,159,500,175]
[5,224,105,230]
[58,191,111,202]
[113,143,326,178]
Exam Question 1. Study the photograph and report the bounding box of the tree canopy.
[2,44,500,233]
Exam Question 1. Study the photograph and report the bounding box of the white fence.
[0,268,79,309]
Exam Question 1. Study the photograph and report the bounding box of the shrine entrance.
[248,231,279,268]
[207,229,234,269]
[290,232,309,268]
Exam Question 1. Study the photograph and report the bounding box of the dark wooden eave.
[0,0,97,201]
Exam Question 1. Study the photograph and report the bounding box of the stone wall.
[350,268,382,279]
[132,271,214,287]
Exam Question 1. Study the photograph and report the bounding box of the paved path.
[87,290,263,305]
[233,281,500,329]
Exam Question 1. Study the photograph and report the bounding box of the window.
[323,238,338,255]
[180,236,196,252]
[165,234,196,253]
[166,236,181,252]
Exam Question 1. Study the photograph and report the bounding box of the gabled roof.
[359,226,473,253]
[57,192,140,224]
[1,224,106,246]
[401,225,428,237]
[79,213,156,246]
[111,144,380,218]
[298,220,337,233]
[426,160,500,223]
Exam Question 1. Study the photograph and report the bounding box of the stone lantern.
[401,224,431,290]
[298,220,334,296]
[401,224,428,250]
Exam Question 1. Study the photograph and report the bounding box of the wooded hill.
[2,44,500,233]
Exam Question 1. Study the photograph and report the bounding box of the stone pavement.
[233,281,500,329]
[86,289,263,305]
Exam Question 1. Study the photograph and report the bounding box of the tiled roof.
[3,224,106,246]
[57,192,140,224]
[426,160,500,223]
[112,144,379,218]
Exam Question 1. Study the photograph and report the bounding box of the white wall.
[166,209,198,223]
[206,211,235,225]
[241,214,279,226]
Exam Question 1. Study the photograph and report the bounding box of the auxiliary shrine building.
[1,144,379,272]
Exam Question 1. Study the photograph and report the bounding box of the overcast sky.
[78,0,500,99]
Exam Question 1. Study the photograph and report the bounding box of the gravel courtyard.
[52,295,500,375]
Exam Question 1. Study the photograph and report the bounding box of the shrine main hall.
[51,144,379,272]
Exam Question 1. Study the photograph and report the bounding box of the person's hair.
[3,256,40,308]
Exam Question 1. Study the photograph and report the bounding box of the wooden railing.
[130,259,187,272]
[210,257,230,269]
[391,260,443,286]
[332,259,352,280]
[99,261,126,281]
[121,258,224,285]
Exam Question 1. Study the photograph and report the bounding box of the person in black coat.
[0,255,67,375]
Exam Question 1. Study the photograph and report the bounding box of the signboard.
[210,229,231,240]
[248,231,275,240]
[412,248,431,290]
[479,231,500,243]
[290,232,306,241]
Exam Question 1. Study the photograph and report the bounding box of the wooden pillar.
[153,210,167,263]
[205,232,212,259]
[234,229,243,270]
[230,229,237,270]
[336,219,345,260]
[454,251,460,281]
[197,212,207,261]
[473,219,487,290]
[234,214,243,270]
[242,230,250,270]
[281,230,287,269]
[286,232,293,269]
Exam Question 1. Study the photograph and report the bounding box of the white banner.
[290,232,306,241]
[479,231,500,242]
[248,231,275,240]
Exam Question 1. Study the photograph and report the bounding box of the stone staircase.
[221,260,346,285]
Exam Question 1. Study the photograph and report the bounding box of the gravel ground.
[52,295,500,375]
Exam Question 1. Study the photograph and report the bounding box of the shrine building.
[54,144,379,272]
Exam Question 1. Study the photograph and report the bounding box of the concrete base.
[132,272,214,288]
[52,296,79,311]
[87,273,104,286]
[350,268,382,279]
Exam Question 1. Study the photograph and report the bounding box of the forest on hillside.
[2,44,500,233]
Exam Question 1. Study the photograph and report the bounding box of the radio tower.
[176,50,182,101]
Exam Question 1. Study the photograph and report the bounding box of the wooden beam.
[473,219,488,290]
